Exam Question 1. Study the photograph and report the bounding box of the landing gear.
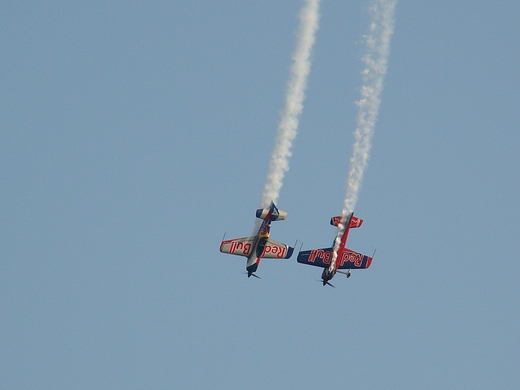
[336,269,352,279]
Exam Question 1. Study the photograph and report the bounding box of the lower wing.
[220,237,255,257]
[297,247,333,268]
[337,248,373,269]
[297,247,372,269]
[261,238,294,259]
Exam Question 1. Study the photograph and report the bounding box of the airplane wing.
[297,247,333,268]
[297,247,372,269]
[261,238,294,259]
[337,248,373,269]
[220,237,255,257]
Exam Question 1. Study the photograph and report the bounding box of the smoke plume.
[331,0,396,268]
[260,0,321,208]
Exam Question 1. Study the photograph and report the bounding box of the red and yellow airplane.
[297,212,373,287]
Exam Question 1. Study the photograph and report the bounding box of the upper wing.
[337,248,373,269]
[261,238,294,259]
[297,247,333,268]
[220,237,255,257]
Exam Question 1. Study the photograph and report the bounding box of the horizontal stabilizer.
[256,208,288,221]
[256,202,287,221]
[297,247,372,269]
[330,215,363,228]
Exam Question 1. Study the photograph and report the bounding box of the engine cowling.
[256,208,288,221]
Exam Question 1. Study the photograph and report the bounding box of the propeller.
[242,272,261,279]
[315,279,335,287]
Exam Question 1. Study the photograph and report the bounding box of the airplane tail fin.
[256,202,287,221]
[330,214,363,228]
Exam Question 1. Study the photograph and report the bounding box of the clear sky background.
[1,1,519,389]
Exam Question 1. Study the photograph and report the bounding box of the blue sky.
[1,1,519,389]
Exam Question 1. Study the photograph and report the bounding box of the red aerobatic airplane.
[297,212,373,287]
[220,201,294,278]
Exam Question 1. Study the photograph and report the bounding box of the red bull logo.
[350,216,363,228]
[331,215,363,228]
[331,216,342,227]
[259,223,270,237]
[308,249,333,264]
[307,249,365,267]
[227,241,252,256]
[339,251,364,267]
[262,245,287,258]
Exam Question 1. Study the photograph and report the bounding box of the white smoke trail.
[260,0,321,208]
[331,0,396,267]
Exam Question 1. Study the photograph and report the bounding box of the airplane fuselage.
[321,264,337,285]
[246,231,270,276]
